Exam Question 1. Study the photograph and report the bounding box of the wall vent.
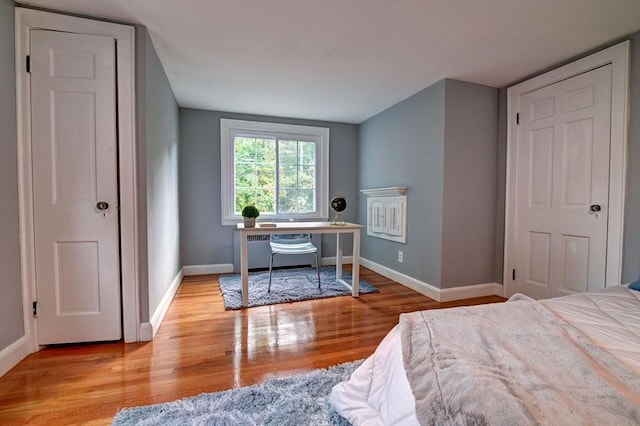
[360,187,408,244]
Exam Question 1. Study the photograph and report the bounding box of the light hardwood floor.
[0,267,504,425]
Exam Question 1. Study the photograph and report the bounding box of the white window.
[221,119,329,225]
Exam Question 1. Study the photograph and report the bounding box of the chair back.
[267,233,320,291]
[270,233,312,244]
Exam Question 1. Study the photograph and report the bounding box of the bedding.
[330,285,640,425]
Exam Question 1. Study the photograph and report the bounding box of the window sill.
[223,216,329,226]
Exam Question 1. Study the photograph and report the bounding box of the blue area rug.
[218,266,379,310]
[112,359,362,425]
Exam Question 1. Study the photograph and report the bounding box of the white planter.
[243,217,256,228]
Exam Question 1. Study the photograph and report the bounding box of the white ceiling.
[16,0,640,123]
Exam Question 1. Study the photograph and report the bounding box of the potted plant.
[241,205,260,228]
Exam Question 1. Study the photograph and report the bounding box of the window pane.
[256,163,275,186]
[255,189,276,214]
[277,189,315,213]
[278,188,298,213]
[299,142,317,165]
[255,138,276,162]
[279,164,297,189]
[235,163,255,187]
[274,140,318,214]
[298,189,315,212]
[234,137,256,161]
[298,165,316,189]
[279,140,298,165]
[235,188,255,213]
[234,136,276,214]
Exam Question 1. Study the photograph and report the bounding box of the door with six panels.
[30,29,121,344]
[514,65,611,299]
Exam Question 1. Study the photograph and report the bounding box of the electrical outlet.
[398,250,403,263]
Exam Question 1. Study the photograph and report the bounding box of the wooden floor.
[0,267,504,425]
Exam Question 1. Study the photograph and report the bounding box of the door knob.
[589,204,601,212]
[96,201,109,211]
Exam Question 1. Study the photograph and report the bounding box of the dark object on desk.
[330,196,347,226]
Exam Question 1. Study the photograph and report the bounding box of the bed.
[330,284,640,425]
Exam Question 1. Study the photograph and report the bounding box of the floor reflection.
[232,303,318,383]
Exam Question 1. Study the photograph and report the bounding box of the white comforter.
[330,285,640,425]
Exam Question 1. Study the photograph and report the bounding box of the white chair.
[268,233,321,292]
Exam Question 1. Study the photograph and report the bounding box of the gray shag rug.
[112,359,363,425]
[218,266,379,310]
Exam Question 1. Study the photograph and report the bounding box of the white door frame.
[504,41,630,297]
[15,8,140,348]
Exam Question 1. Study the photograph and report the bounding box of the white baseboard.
[139,268,184,342]
[139,322,153,342]
[360,258,441,300]
[321,256,353,266]
[139,264,241,341]
[439,282,503,302]
[360,257,502,302]
[182,263,234,276]
[0,335,30,377]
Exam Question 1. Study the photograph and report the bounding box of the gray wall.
[136,28,181,321]
[358,81,446,286]
[179,109,359,266]
[441,80,498,288]
[0,0,25,352]
[358,79,499,289]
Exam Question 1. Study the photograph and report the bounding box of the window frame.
[220,118,330,225]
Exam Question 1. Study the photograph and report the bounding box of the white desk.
[236,221,362,307]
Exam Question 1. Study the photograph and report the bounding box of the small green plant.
[241,205,260,218]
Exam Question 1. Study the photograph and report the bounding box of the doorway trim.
[15,8,140,349]
[504,41,630,297]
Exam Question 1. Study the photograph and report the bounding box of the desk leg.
[241,232,249,307]
[352,229,360,296]
[336,232,343,280]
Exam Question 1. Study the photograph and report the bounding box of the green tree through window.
[234,137,317,215]
[221,119,329,224]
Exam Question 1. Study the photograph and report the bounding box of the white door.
[514,65,611,299]
[30,29,121,344]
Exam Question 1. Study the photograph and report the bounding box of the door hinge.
[512,269,516,280]
[32,301,38,317]
[26,55,31,73]
[516,113,520,125]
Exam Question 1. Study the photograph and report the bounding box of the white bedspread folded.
[540,285,640,372]
[401,291,640,425]
[331,286,640,425]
